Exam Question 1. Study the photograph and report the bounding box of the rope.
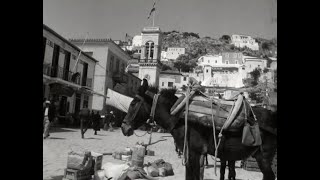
[134,130,151,137]
[213,98,236,175]
[182,86,190,166]
[211,99,220,176]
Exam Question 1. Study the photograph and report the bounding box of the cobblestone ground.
[43,127,263,180]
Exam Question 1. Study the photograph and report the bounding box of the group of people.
[79,106,116,138]
[43,98,116,139]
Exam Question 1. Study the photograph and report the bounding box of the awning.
[49,83,75,97]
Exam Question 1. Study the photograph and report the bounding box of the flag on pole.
[147,1,156,19]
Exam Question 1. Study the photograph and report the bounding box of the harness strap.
[150,94,160,123]
[211,98,221,176]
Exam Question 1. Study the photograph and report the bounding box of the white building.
[69,38,141,113]
[43,24,97,117]
[159,70,189,90]
[132,35,142,47]
[243,56,268,76]
[160,50,168,62]
[197,54,223,67]
[166,47,186,60]
[231,34,259,51]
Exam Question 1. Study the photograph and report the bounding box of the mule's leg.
[185,151,201,180]
[220,159,226,180]
[255,152,275,180]
[228,160,236,180]
[199,154,205,180]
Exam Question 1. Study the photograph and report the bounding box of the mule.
[121,80,277,180]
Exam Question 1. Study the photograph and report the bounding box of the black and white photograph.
[43,0,277,180]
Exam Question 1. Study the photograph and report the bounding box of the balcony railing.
[43,64,81,85]
[139,59,158,63]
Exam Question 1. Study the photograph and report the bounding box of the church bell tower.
[138,27,162,86]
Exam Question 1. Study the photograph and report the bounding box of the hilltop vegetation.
[160,30,277,72]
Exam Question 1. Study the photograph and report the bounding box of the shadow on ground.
[84,137,102,140]
[48,137,66,140]
[50,127,78,133]
[44,175,64,180]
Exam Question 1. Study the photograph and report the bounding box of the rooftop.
[160,70,182,75]
[43,24,98,63]
[69,38,131,59]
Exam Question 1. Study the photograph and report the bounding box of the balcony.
[43,64,81,85]
[112,71,128,84]
[82,78,92,88]
[139,59,158,63]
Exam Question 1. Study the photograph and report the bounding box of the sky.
[43,0,277,41]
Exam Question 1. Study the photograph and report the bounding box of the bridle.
[124,90,160,130]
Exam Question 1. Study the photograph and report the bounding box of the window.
[183,77,187,81]
[110,56,114,72]
[235,60,238,64]
[208,60,209,63]
[225,60,229,64]
[168,82,173,87]
[206,69,208,73]
[122,63,125,73]
[145,41,155,60]
[43,37,47,63]
[51,44,60,77]
[115,59,120,73]
[215,60,217,63]
[83,95,89,108]
[162,82,164,86]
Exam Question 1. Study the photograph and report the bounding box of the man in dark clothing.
[92,111,101,135]
[43,100,56,139]
[79,105,91,139]
[104,111,115,131]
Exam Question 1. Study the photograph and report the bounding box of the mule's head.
[121,79,155,136]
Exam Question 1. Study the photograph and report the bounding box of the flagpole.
[152,8,155,27]
[72,32,89,72]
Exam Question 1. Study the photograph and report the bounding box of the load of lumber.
[172,90,248,131]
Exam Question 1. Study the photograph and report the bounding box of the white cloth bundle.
[105,89,133,113]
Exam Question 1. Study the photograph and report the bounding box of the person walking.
[104,111,115,131]
[79,105,90,139]
[92,111,101,135]
[43,100,56,139]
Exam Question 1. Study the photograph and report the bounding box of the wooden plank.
[182,112,244,131]
[223,95,243,130]
[171,90,196,115]
[191,96,235,106]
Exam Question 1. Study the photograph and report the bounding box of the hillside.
[161,31,277,60]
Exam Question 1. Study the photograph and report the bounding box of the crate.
[91,151,103,172]
[63,168,92,180]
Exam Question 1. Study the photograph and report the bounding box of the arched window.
[145,41,154,60]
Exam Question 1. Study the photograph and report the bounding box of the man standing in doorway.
[43,100,56,139]
[79,105,90,139]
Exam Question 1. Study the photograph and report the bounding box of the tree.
[219,35,231,44]
[161,64,172,71]
[263,68,269,74]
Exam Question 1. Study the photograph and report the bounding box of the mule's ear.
[141,78,149,88]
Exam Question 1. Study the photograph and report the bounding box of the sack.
[242,122,262,146]
[103,162,129,180]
